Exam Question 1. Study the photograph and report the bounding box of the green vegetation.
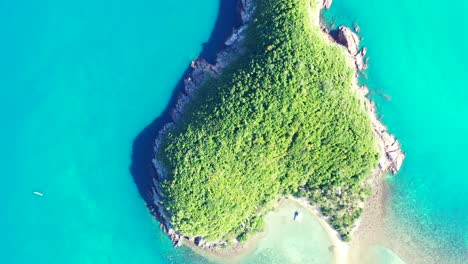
[157,0,378,242]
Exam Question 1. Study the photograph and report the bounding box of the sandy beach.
[287,197,351,264]
[182,197,349,263]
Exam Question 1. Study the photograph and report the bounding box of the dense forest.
[157,0,378,243]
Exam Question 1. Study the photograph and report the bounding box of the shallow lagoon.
[243,200,334,264]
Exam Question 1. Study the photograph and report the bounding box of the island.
[148,0,404,253]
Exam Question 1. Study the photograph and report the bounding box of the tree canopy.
[157,0,378,242]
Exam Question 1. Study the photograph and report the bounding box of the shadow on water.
[129,0,242,207]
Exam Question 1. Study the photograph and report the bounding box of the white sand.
[188,197,345,263]
[287,197,350,264]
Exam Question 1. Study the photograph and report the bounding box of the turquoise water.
[325,0,468,262]
[192,201,334,264]
[362,246,406,264]
[0,0,220,262]
[3,0,468,263]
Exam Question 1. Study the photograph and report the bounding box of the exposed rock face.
[358,86,405,175]
[333,26,370,71]
[171,59,218,122]
[335,25,405,176]
[361,47,367,56]
[323,0,333,9]
[337,26,360,55]
[355,48,368,71]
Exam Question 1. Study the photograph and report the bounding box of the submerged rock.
[323,0,333,9]
[353,22,361,33]
[355,47,368,71]
[168,229,182,247]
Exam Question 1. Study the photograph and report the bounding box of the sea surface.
[1,0,467,263]
[0,0,221,263]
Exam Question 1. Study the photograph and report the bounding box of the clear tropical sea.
[1,0,467,264]
[0,0,221,262]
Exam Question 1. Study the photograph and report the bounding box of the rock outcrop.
[353,22,361,33]
[323,0,333,9]
[357,86,405,175]
[334,26,370,72]
[337,26,360,55]
[334,26,370,71]
[320,2,405,246]
[324,6,405,176]
[355,48,368,71]
[171,59,218,122]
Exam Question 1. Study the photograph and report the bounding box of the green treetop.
[157,0,378,242]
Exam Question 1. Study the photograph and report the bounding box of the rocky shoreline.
[322,16,405,175]
[148,0,404,254]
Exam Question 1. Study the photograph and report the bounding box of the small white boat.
[294,211,301,221]
[33,191,44,197]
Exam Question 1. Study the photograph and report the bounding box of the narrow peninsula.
[149,0,404,253]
